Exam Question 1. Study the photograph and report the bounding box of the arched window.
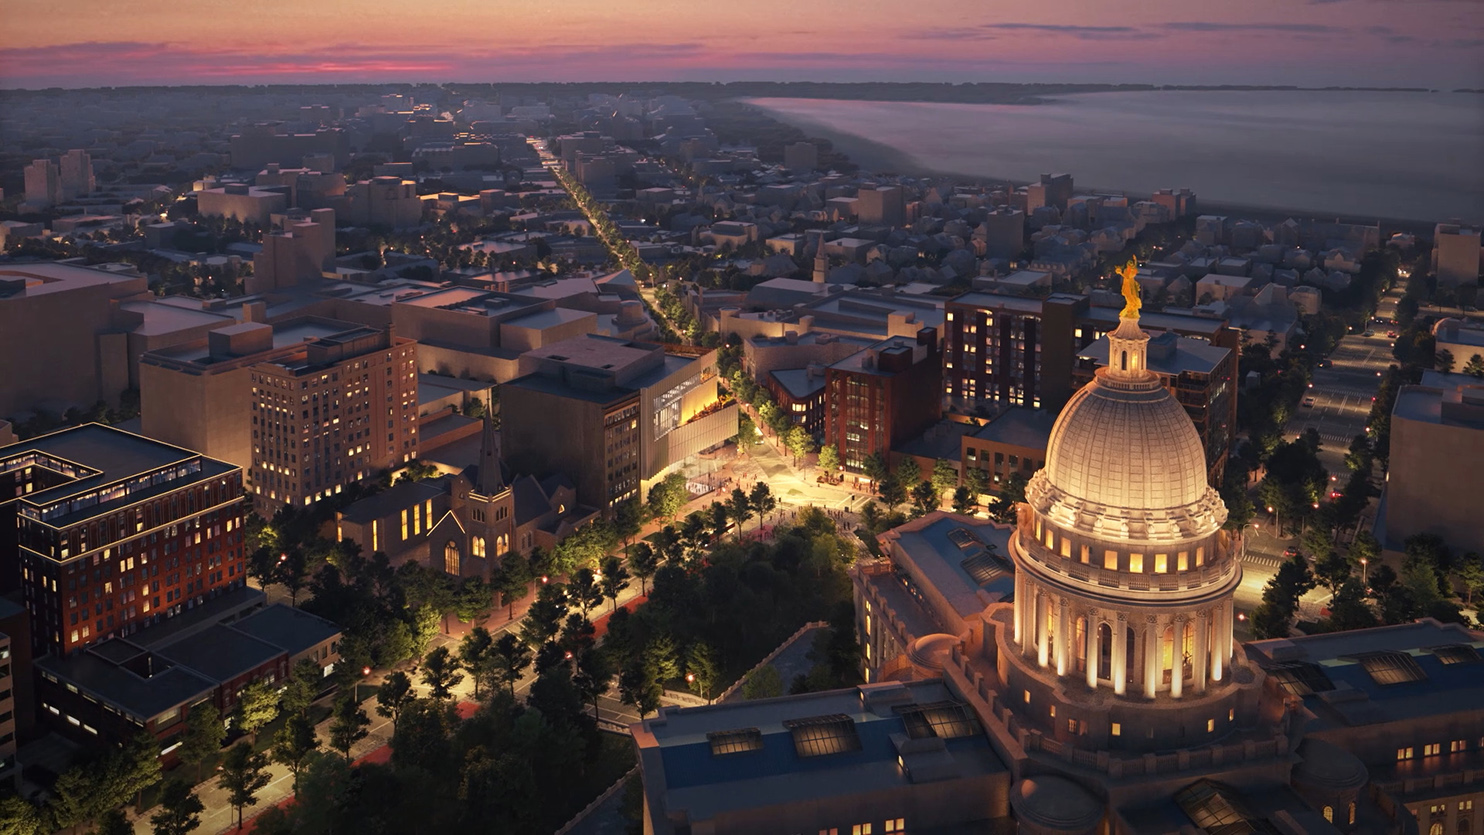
[471,536,486,559]
[1323,806,1333,823]
[1121,351,1128,371]
[1431,822,1444,835]
[443,541,460,576]
[495,534,509,556]
[1098,622,1112,680]
[1161,626,1176,677]
[1458,818,1470,835]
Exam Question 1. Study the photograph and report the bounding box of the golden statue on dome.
[1118,260,1141,320]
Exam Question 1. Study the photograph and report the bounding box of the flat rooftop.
[0,260,142,299]
[1246,619,1484,731]
[949,291,1044,314]
[637,680,1006,823]
[3,424,237,525]
[878,512,1015,625]
[970,407,1055,450]
[524,333,657,372]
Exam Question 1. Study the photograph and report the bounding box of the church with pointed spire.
[333,412,599,580]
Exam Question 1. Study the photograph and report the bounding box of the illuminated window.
[1228,709,1235,721]
[1397,747,1414,761]
[1206,719,1215,732]
[1129,553,1144,573]
[1196,546,1205,566]
[707,728,764,755]
[424,499,432,525]
[1451,739,1468,753]
[1103,550,1117,570]
[852,825,872,835]
[400,510,408,540]
[1023,690,1031,704]
[413,504,422,536]
[1178,551,1189,571]
[1060,539,1071,558]
[1323,806,1333,823]
[1112,723,1121,736]
[1154,554,1168,573]
[1080,544,1090,564]
[443,541,459,576]
[884,820,905,833]
[472,537,486,559]
[1424,743,1441,757]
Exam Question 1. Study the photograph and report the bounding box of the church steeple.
[477,413,505,495]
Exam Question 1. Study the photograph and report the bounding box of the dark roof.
[970,408,1055,450]
[151,623,281,684]
[337,479,445,524]
[230,605,341,658]
[37,648,216,722]
[511,475,554,526]
[769,368,826,401]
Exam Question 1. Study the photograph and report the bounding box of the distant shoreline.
[745,96,1460,235]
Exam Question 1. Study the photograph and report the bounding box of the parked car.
[1303,396,1316,407]
[1363,329,1375,337]
[1284,546,1301,558]
[1318,359,1333,368]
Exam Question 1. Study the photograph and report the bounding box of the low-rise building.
[960,407,1056,494]
[196,184,291,224]
[35,589,339,756]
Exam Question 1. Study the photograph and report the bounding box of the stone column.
[1144,615,1160,698]
[1194,610,1210,694]
[1085,610,1099,691]
[1112,613,1128,696]
[1055,597,1070,677]
[1221,599,1235,675]
[1210,605,1225,683]
[1171,616,1185,699]
[1013,571,1025,647]
[1036,589,1050,668]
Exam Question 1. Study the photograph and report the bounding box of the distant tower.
[811,230,829,284]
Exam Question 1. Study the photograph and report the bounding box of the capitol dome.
[1043,367,1209,513]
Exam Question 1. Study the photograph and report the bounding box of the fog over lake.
[750,91,1484,223]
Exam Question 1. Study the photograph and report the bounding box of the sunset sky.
[1,0,1480,89]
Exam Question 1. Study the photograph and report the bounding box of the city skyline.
[2,0,1482,89]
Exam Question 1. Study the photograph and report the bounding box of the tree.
[963,467,990,509]
[492,555,533,620]
[328,694,370,762]
[176,702,226,783]
[0,795,42,835]
[272,712,320,793]
[647,472,689,522]
[573,648,616,720]
[628,542,659,596]
[1251,553,1318,638]
[1464,353,1484,378]
[618,659,661,718]
[1435,348,1455,374]
[459,626,495,699]
[646,633,682,684]
[1322,579,1380,632]
[612,499,644,552]
[599,555,630,612]
[685,641,720,702]
[375,670,414,730]
[951,486,975,515]
[1313,548,1354,595]
[863,451,890,487]
[279,658,321,719]
[783,425,812,465]
[931,459,958,496]
[877,474,907,510]
[568,567,604,617]
[895,458,922,491]
[1457,553,1484,607]
[217,744,271,831]
[748,482,777,529]
[741,664,784,700]
[234,678,280,745]
[491,632,533,698]
[817,444,840,474]
[520,581,568,647]
[911,479,939,516]
[727,487,754,538]
[420,645,464,702]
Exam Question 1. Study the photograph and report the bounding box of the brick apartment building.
[825,331,943,477]
[0,424,246,659]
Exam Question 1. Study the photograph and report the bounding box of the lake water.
[749,91,1484,223]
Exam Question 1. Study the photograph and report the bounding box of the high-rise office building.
[140,319,419,509]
